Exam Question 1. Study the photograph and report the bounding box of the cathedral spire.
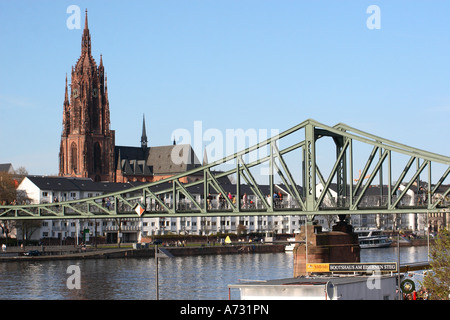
[81,9,91,55]
[62,73,70,137]
[141,114,148,150]
[84,9,88,30]
[104,72,108,99]
[64,73,69,103]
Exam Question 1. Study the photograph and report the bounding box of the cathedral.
[59,11,201,183]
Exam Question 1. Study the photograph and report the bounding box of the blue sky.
[0,0,449,175]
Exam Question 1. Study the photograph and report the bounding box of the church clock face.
[73,88,79,98]
[92,88,98,97]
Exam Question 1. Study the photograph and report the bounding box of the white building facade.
[16,176,307,242]
[14,176,448,243]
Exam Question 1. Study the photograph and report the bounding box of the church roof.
[147,144,201,175]
[114,144,201,177]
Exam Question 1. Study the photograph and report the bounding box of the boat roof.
[229,274,396,288]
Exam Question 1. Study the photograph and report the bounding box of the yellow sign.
[306,263,330,272]
[306,263,397,273]
[224,236,232,244]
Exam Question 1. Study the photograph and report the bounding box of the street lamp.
[153,239,162,300]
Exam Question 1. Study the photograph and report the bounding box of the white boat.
[285,237,296,251]
[355,228,392,249]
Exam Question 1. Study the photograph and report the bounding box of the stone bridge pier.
[293,221,361,277]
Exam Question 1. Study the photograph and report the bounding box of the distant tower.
[141,114,148,150]
[59,10,115,182]
[203,146,208,166]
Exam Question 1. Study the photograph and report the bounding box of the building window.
[71,142,78,174]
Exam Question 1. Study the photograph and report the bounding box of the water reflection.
[0,247,429,300]
[360,246,429,264]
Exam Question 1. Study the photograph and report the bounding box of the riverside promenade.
[0,243,286,262]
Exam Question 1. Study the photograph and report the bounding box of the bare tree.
[0,172,16,204]
[16,220,41,245]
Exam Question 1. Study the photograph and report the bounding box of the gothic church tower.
[59,10,115,182]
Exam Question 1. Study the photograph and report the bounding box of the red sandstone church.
[59,11,202,183]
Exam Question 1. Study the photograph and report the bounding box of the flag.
[135,203,145,216]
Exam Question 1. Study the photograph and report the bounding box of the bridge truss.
[1,119,449,221]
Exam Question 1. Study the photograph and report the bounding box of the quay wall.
[0,244,285,262]
[162,244,285,256]
[117,244,286,258]
[0,239,431,262]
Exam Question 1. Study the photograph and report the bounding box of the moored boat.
[354,228,392,249]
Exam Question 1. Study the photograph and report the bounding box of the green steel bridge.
[1,119,449,222]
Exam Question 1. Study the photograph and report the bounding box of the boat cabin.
[229,275,398,300]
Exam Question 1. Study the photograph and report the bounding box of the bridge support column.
[293,221,360,277]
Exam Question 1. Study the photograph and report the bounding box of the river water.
[0,246,429,300]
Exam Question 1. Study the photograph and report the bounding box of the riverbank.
[0,243,286,262]
[0,237,432,262]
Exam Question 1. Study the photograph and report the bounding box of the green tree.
[422,228,450,300]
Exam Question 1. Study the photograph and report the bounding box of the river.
[0,246,429,300]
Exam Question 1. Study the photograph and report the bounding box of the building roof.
[115,144,202,177]
[23,176,137,193]
[0,163,14,174]
[20,174,302,199]
[147,144,201,175]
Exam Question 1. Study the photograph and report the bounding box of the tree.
[237,223,247,236]
[0,220,14,244]
[0,172,16,204]
[0,166,28,204]
[422,228,450,300]
[16,220,42,245]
